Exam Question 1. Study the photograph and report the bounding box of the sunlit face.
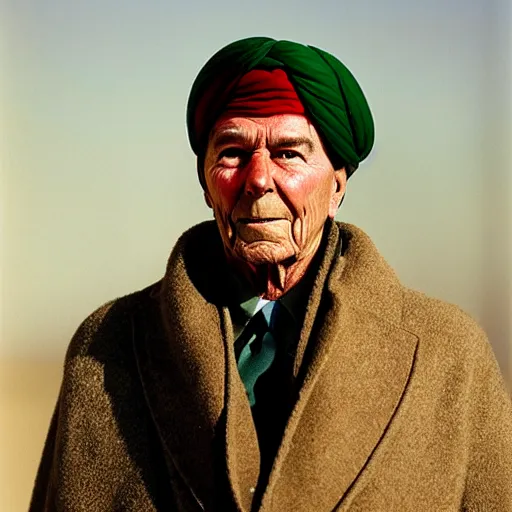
[203,114,346,266]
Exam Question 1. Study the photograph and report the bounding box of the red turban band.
[194,68,306,141]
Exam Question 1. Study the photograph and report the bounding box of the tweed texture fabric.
[30,220,512,511]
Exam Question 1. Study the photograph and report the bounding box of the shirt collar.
[233,230,329,324]
[227,218,342,318]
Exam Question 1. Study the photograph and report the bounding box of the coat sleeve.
[462,331,512,511]
[27,304,115,512]
[27,299,167,511]
[29,396,61,511]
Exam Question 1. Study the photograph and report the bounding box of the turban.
[187,37,375,188]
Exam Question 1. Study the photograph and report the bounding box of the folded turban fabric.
[187,37,375,187]
[215,68,307,120]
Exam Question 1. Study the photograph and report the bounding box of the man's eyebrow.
[209,130,315,153]
[210,128,251,149]
[270,136,315,153]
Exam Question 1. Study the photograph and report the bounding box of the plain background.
[1,0,511,510]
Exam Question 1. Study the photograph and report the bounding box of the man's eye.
[277,150,301,160]
[219,148,246,161]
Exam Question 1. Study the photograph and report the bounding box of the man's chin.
[232,240,295,265]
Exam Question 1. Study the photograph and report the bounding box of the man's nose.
[243,153,274,198]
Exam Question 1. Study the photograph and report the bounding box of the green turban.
[187,36,375,186]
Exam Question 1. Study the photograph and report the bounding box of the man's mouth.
[238,218,281,224]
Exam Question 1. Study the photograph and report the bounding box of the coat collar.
[133,219,418,512]
[259,224,418,511]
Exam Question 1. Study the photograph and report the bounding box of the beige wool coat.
[30,219,512,511]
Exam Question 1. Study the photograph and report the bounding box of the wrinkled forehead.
[207,114,321,149]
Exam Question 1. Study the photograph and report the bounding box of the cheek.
[207,170,240,212]
[283,170,331,212]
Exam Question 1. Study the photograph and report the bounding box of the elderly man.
[31,37,512,511]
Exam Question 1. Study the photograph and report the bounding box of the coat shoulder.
[65,281,161,363]
[400,287,489,358]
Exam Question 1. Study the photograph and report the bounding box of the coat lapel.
[260,223,419,512]
[220,306,261,511]
[134,219,419,512]
[134,221,259,512]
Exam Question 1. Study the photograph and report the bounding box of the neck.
[226,227,325,301]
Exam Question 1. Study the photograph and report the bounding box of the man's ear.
[204,190,213,209]
[198,156,213,209]
[328,167,347,218]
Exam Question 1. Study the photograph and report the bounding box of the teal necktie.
[237,301,278,407]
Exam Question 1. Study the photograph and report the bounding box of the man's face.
[203,114,346,266]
